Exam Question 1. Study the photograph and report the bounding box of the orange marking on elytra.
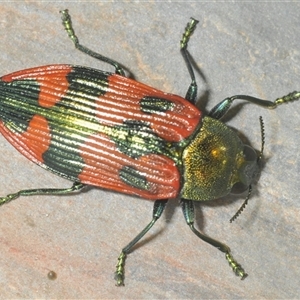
[20,115,51,163]
[1,65,73,108]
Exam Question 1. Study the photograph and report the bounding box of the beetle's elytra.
[0,10,299,286]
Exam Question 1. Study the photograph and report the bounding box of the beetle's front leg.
[208,91,300,120]
[181,199,247,279]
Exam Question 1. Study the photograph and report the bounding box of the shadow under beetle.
[0,10,299,286]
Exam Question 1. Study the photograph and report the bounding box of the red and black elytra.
[0,64,200,199]
[0,9,299,286]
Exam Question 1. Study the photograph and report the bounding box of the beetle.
[0,9,299,286]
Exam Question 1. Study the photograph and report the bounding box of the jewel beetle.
[0,10,299,286]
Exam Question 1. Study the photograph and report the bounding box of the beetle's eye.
[231,182,248,194]
[243,145,257,162]
[231,146,258,194]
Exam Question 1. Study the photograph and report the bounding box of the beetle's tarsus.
[115,252,126,286]
[226,252,248,280]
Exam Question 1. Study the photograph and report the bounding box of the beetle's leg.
[180,18,199,104]
[115,199,168,286]
[209,91,300,120]
[181,199,248,280]
[60,9,125,76]
[0,182,85,206]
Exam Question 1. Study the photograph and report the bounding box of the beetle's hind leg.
[0,182,85,206]
[115,199,168,286]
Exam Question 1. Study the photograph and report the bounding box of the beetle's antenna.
[230,186,252,223]
[258,116,265,161]
[230,117,265,223]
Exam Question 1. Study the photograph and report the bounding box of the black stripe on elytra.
[41,127,88,180]
[0,79,40,133]
[111,119,169,159]
[66,66,109,99]
[42,67,110,180]
[140,96,174,114]
[119,165,151,191]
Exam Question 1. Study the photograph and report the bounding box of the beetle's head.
[229,116,264,222]
[230,144,261,195]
